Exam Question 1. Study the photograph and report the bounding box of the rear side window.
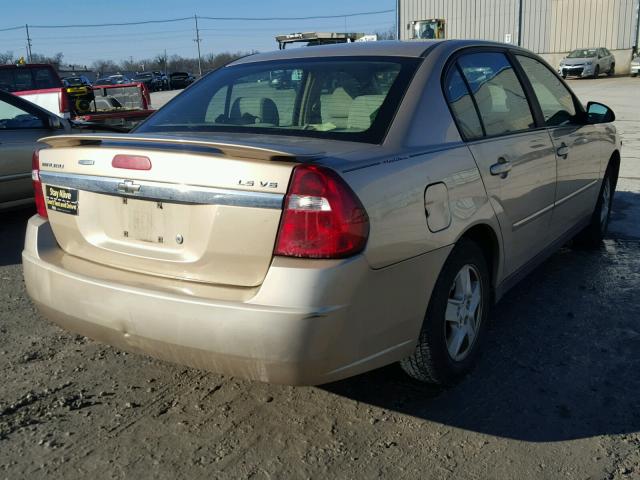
[458,52,535,137]
[516,55,576,126]
[443,67,484,139]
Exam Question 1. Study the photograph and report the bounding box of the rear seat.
[347,95,385,131]
[320,87,353,128]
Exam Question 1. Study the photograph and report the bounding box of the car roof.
[229,39,513,65]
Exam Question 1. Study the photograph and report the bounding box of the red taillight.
[274,165,369,259]
[112,154,152,170]
[58,90,70,114]
[32,150,48,218]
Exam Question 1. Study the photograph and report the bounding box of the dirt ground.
[1,77,639,479]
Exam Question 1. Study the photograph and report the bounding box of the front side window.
[516,55,577,127]
[135,57,420,143]
[0,99,44,129]
[458,52,535,137]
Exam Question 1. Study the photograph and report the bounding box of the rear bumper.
[23,216,449,385]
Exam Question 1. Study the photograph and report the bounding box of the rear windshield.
[0,66,62,92]
[567,49,597,58]
[136,56,420,143]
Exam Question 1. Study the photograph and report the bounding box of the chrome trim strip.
[512,179,599,230]
[39,171,284,210]
[0,173,31,182]
[554,179,598,207]
[512,203,555,230]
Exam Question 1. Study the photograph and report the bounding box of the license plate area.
[121,197,168,244]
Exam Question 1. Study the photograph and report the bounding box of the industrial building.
[398,0,640,72]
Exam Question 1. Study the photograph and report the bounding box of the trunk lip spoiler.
[39,171,284,210]
[38,134,324,162]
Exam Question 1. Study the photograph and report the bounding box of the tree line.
[0,50,254,76]
[0,26,394,77]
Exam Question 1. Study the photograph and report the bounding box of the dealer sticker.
[45,185,79,215]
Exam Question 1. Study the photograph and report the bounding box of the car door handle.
[556,144,569,158]
[490,158,512,178]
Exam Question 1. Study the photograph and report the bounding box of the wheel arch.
[457,223,501,302]
[608,150,621,190]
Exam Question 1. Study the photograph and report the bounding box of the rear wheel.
[576,167,615,246]
[608,64,615,76]
[400,239,490,385]
[632,73,638,78]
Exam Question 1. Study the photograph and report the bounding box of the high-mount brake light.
[112,154,152,170]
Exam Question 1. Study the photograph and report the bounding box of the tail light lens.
[274,165,369,259]
[32,150,48,218]
[58,90,70,114]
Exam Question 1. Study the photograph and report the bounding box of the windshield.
[567,49,597,58]
[135,57,419,143]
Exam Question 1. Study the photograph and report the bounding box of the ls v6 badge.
[238,180,278,188]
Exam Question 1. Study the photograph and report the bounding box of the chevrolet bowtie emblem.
[117,180,141,194]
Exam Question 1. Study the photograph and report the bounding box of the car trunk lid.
[37,133,322,287]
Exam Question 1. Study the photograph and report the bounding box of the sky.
[0,0,396,66]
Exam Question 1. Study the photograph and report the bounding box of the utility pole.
[396,0,401,40]
[25,24,32,62]
[517,0,523,47]
[194,14,202,77]
[634,0,640,54]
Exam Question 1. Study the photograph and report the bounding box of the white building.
[398,0,640,72]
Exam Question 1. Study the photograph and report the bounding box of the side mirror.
[586,102,615,123]
[46,115,71,131]
[46,116,62,129]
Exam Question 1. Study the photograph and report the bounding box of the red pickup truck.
[0,63,154,130]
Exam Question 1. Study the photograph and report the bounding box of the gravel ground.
[0,77,638,480]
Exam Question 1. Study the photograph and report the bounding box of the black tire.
[608,64,615,76]
[400,238,491,385]
[592,65,600,79]
[576,167,615,247]
[562,74,567,79]
[632,73,638,78]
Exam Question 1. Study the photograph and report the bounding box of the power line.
[18,9,393,30]
[0,25,23,32]
[198,10,394,21]
[28,16,193,29]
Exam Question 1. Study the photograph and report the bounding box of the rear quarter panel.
[342,145,500,273]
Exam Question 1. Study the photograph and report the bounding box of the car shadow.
[0,206,34,267]
[323,192,640,443]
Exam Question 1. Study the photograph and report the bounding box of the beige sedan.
[23,41,620,386]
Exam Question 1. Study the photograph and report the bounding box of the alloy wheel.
[444,264,483,362]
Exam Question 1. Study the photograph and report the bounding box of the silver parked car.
[0,90,122,210]
[0,90,123,210]
[559,47,615,78]
[24,40,620,386]
[631,54,639,77]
